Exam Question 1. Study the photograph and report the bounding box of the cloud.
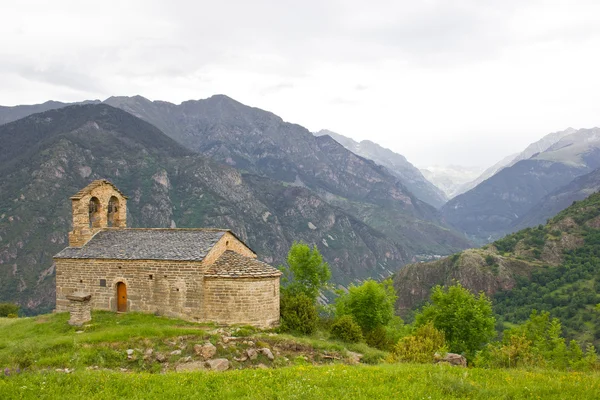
[0,0,599,167]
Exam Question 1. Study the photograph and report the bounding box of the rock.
[347,351,363,364]
[247,341,255,347]
[437,353,467,367]
[155,353,167,363]
[256,363,269,369]
[143,349,154,360]
[246,348,258,360]
[181,356,192,363]
[260,348,274,361]
[176,361,206,372]
[205,358,229,371]
[170,350,182,356]
[234,355,248,362]
[194,342,217,359]
[126,349,134,356]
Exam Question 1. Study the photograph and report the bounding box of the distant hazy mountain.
[442,127,600,243]
[513,167,600,230]
[314,129,448,208]
[0,100,99,125]
[456,128,577,196]
[419,165,484,199]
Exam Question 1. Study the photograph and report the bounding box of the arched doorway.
[117,282,127,312]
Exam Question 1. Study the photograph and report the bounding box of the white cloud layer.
[1,0,599,167]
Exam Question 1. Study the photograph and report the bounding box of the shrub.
[0,303,19,317]
[485,255,495,266]
[335,279,397,333]
[330,315,363,343]
[279,292,318,335]
[390,322,446,363]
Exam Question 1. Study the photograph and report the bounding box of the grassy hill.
[395,191,600,345]
[1,312,600,399]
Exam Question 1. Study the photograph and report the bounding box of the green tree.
[0,303,19,317]
[415,282,495,358]
[335,279,397,333]
[280,242,331,301]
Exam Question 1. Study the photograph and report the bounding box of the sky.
[1,0,600,168]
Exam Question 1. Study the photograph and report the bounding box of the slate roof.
[205,251,282,278]
[54,229,228,261]
[71,179,128,200]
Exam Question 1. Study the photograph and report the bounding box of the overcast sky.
[2,0,599,167]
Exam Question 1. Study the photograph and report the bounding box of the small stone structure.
[66,292,92,326]
[54,180,281,328]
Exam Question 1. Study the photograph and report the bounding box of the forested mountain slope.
[0,104,411,313]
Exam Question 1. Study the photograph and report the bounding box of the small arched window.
[89,197,101,228]
[107,196,120,227]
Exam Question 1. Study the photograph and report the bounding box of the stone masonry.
[54,180,281,328]
[66,292,92,326]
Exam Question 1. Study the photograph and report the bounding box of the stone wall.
[55,258,205,320]
[202,232,256,265]
[203,276,280,328]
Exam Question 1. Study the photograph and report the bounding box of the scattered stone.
[256,363,269,369]
[205,358,229,371]
[194,342,217,359]
[435,353,467,367]
[170,350,182,356]
[119,368,128,372]
[155,353,167,363]
[246,341,255,347]
[143,349,154,360]
[181,356,192,363]
[176,361,206,372]
[126,349,134,356]
[347,351,363,364]
[234,355,248,362]
[246,348,258,360]
[260,348,274,361]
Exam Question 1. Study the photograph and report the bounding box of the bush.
[365,326,393,350]
[0,303,19,317]
[335,279,397,333]
[390,322,447,363]
[280,292,318,335]
[330,315,363,343]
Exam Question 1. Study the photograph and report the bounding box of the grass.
[2,363,600,399]
[0,312,208,371]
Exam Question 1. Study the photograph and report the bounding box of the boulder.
[176,361,206,372]
[194,343,217,359]
[436,353,467,367]
[260,348,275,361]
[246,348,258,360]
[205,358,229,371]
[155,353,167,363]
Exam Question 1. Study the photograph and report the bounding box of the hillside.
[1,313,599,399]
[314,129,448,208]
[396,191,600,344]
[0,104,413,313]
[442,127,600,243]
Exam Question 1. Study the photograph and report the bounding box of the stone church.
[54,180,281,328]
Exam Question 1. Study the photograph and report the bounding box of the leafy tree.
[415,282,495,358]
[280,242,331,301]
[335,279,397,333]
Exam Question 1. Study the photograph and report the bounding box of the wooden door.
[117,282,127,312]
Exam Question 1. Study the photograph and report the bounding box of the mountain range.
[0,97,470,314]
[442,127,600,243]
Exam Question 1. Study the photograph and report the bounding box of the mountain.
[453,154,517,197]
[101,95,469,255]
[419,165,484,199]
[454,128,577,197]
[442,127,600,243]
[513,168,600,230]
[0,103,468,314]
[395,191,600,344]
[0,100,99,125]
[313,130,448,208]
